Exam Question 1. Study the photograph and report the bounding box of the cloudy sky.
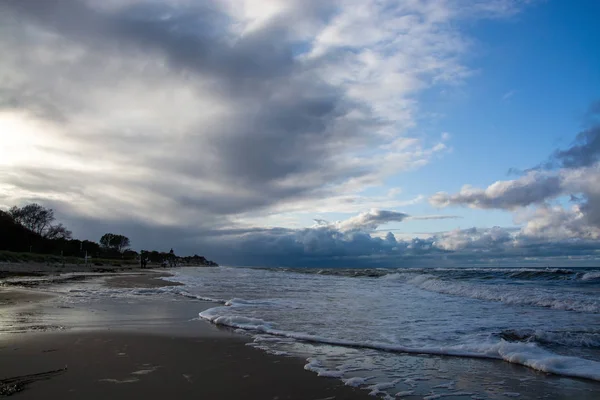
[1,0,599,267]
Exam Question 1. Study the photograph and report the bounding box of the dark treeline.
[0,203,218,266]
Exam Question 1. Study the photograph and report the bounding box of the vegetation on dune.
[0,203,218,267]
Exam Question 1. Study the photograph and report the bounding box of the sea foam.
[199,303,600,382]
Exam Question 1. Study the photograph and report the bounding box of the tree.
[45,223,72,240]
[10,203,54,235]
[0,210,42,252]
[99,233,131,253]
[9,203,72,239]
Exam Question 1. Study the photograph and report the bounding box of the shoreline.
[0,331,371,399]
[0,268,371,399]
[2,267,600,399]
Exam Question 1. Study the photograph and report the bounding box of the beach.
[2,265,600,399]
[0,266,369,399]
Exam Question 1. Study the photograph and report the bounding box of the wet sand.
[0,331,370,399]
[0,270,370,399]
[0,288,54,307]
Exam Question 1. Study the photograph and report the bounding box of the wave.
[580,271,600,281]
[272,266,600,283]
[500,329,600,348]
[405,274,600,313]
[199,304,600,382]
[163,288,227,304]
[507,268,573,280]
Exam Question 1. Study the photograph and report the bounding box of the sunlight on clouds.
[0,112,83,170]
[0,0,539,259]
[0,113,38,166]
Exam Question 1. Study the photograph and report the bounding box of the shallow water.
[3,266,600,399]
[166,266,600,398]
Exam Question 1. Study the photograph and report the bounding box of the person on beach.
[168,248,175,268]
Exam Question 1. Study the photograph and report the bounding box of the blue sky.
[1,0,599,266]
[373,0,600,235]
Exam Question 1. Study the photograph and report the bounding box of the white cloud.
[430,106,600,245]
[334,209,410,232]
[502,90,516,101]
[0,0,534,254]
[430,171,564,210]
[433,226,515,251]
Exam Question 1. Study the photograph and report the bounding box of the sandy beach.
[2,266,600,399]
[0,267,370,399]
[0,332,371,399]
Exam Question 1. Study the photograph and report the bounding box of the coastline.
[2,266,599,400]
[0,267,370,399]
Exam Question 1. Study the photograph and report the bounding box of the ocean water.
[163,266,600,398]
[5,265,599,398]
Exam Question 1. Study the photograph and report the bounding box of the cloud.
[516,204,600,241]
[433,226,514,251]
[502,90,516,101]
[310,209,460,233]
[190,222,600,267]
[430,102,600,246]
[34,203,596,267]
[0,0,487,227]
[333,209,410,232]
[430,171,564,209]
[0,0,541,266]
[551,119,600,169]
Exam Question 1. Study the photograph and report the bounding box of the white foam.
[99,378,139,384]
[581,271,600,281]
[200,308,273,331]
[380,273,405,281]
[131,367,158,375]
[161,286,227,303]
[304,358,344,378]
[365,380,402,399]
[342,376,374,387]
[199,306,600,382]
[433,381,455,389]
[424,392,474,400]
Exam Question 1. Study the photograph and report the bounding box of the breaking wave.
[200,302,600,382]
[404,274,600,313]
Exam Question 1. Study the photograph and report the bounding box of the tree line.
[0,203,217,266]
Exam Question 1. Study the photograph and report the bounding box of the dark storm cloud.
[0,0,383,219]
[3,0,293,87]
[185,224,600,267]
[552,125,600,169]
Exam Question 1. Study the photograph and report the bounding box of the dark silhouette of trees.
[8,203,72,239]
[1,202,218,267]
[45,224,72,240]
[99,233,131,253]
[0,210,43,252]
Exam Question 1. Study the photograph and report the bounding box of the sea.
[6,265,600,399]
[163,265,600,399]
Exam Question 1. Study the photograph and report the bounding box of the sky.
[1,0,600,267]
